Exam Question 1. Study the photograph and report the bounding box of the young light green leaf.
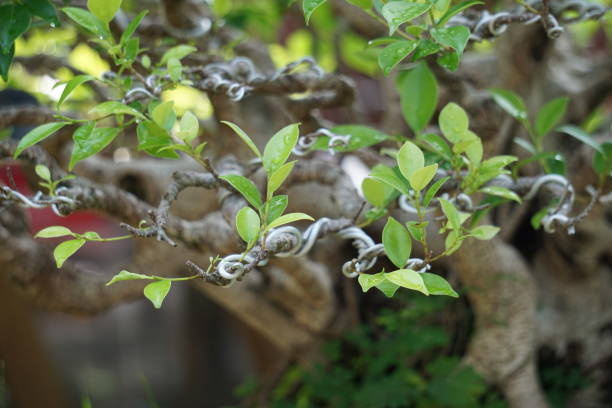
[453,131,482,164]
[35,164,51,182]
[267,212,313,230]
[120,10,147,44]
[82,231,101,240]
[266,195,288,223]
[89,101,146,120]
[409,163,438,192]
[470,225,500,240]
[220,174,263,209]
[438,198,461,230]
[167,57,182,82]
[369,164,412,196]
[479,186,521,203]
[35,226,74,239]
[381,2,432,35]
[378,40,416,75]
[303,0,327,24]
[267,161,296,198]
[535,97,569,140]
[423,176,449,207]
[405,221,427,241]
[557,125,603,153]
[70,125,120,170]
[418,133,452,160]
[106,270,153,286]
[489,88,528,121]
[397,141,424,182]
[437,0,483,26]
[398,62,438,134]
[178,110,199,143]
[53,238,86,268]
[420,273,458,297]
[383,217,411,269]
[358,272,387,293]
[263,123,299,174]
[444,229,463,254]
[310,125,389,152]
[151,101,176,131]
[236,206,260,244]
[62,7,110,39]
[439,102,469,143]
[385,269,429,295]
[87,0,122,24]
[160,45,197,65]
[143,279,171,309]
[375,279,400,297]
[14,122,68,158]
[362,177,394,208]
[221,121,262,158]
[56,74,94,109]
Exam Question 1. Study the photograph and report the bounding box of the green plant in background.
[235,295,507,408]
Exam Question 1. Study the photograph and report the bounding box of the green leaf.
[311,125,389,152]
[535,97,569,140]
[263,123,299,174]
[453,130,482,164]
[220,174,263,209]
[421,273,458,297]
[444,229,463,254]
[439,102,469,143]
[437,0,483,26]
[358,272,386,292]
[143,280,171,309]
[70,125,120,170]
[267,212,313,229]
[386,269,428,295]
[381,2,432,35]
[14,122,68,158]
[378,40,416,75]
[236,206,260,244]
[222,121,262,158]
[412,38,442,61]
[546,154,566,175]
[62,7,110,39]
[136,121,179,159]
[398,62,438,134]
[383,217,411,268]
[489,88,528,121]
[87,0,122,24]
[82,231,101,240]
[0,5,31,54]
[470,225,500,240]
[267,161,295,198]
[167,58,182,82]
[438,198,460,230]
[303,0,327,24]
[409,163,438,192]
[53,238,86,268]
[106,270,153,286]
[346,0,372,10]
[431,26,470,56]
[160,45,197,65]
[397,141,424,181]
[151,101,176,131]
[35,164,51,182]
[0,43,14,82]
[479,186,521,203]
[89,101,146,120]
[369,164,412,196]
[531,206,549,230]
[120,10,147,44]
[178,110,199,143]
[266,195,288,223]
[557,125,602,153]
[423,176,449,207]
[514,137,536,154]
[405,220,427,241]
[418,133,452,160]
[375,279,400,297]
[593,142,612,176]
[56,74,95,109]
[35,226,74,238]
[24,0,58,24]
[362,177,394,208]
